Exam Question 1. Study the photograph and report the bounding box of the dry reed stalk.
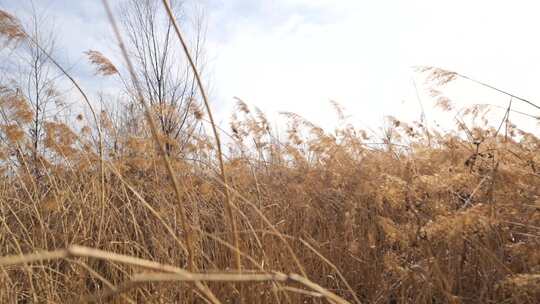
[132,272,288,283]
[100,2,221,303]
[208,174,307,277]
[300,239,362,304]
[106,163,188,255]
[0,246,351,304]
[69,259,137,304]
[159,0,242,275]
[76,280,140,304]
[186,159,307,279]
[100,0,195,270]
[419,66,540,110]
[0,245,222,304]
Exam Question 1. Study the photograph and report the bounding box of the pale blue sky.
[1,0,539,134]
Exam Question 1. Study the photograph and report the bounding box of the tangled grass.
[0,95,538,303]
[0,2,539,303]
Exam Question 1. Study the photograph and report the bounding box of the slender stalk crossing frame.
[159,0,242,274]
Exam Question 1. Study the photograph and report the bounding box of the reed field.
[0,1,539,303]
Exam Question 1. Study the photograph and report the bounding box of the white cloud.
[206,0,540,133]
[2,0,538,134]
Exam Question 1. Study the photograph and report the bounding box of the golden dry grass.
[0,3,539,304]
[0,97,538,303]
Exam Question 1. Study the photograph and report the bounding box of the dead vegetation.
[0,2,539,303]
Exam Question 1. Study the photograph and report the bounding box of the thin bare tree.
[118,0,206,155]
[0,5,64,177]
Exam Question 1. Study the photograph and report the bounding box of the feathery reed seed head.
[85,50,118,76]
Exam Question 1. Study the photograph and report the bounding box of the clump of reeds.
[0,4,539,304]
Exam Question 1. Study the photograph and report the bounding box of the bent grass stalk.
[0,245,351,304]
[159,0,242,275]
[100,0,195,271]
[100,2,222,303]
